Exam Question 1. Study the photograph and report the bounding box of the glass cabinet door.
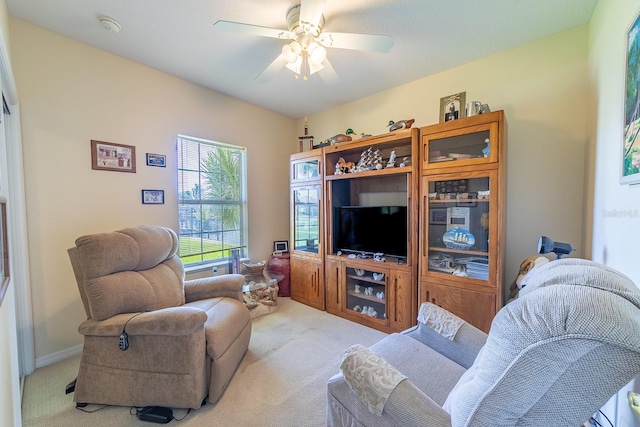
[292,185,321,254]
[423,171,496,284]
[422,121,499,170]
[291,157,320,183]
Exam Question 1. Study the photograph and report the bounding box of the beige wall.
[588,1,640,425]
[10,17,296,359]
[301,26,590,290]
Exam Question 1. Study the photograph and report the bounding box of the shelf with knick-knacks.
[346,266,387,321]
[324,128,416,180]
[421,111,503,172]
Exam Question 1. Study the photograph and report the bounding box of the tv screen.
[335,206,407,258]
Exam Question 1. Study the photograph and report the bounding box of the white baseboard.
[35,344,82,369]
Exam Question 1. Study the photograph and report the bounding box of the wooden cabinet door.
[308,259,325,310]
[389,270,413,331]
[291,256,325,310]
[325,258,342,312]
[290,256,311,304]
[423,281,496,333]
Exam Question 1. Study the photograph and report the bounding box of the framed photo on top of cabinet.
[622,10,640,184]
[439,92,466,123]
[91,140,136,173]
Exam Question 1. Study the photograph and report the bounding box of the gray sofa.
[68,225,251,409]
[327,258,640,426]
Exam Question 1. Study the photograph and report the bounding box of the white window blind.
[177,135,247,266]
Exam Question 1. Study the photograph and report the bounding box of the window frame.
[177,134,248,268]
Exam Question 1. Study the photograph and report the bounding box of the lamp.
[282,35,327,80]
[537,236,574,258]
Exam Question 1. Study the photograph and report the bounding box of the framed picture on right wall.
[622,9,640,184]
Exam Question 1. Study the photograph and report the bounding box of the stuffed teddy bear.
[506,255,551,302]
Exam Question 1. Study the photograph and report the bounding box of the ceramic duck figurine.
[388,119,415,132]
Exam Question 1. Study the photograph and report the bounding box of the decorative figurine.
[328,133,352,145]
[373,253,385,263]
[355,147,374,171]
[353,305,361,312]
[372,272,385,281]
[482,138,491,157]
[386,150,396,168]
[399,157,410,167]
[388,119,415,132]
[373,149,384,170]
[335,157,355,174]
[354,285,361,293]
[376,291,385,300]
[365,287,374,296]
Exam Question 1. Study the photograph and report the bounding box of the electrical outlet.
[212,266,218,275]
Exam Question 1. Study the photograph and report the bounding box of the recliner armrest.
[328,373,452,427]
[384,380,452,427]
[184,274,245,303]
[78,306,207,337]
[404,314,487,369]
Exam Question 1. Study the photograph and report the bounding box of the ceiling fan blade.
[319,32,393,53]
[318,58,339,86]
[214,20,294,40]
[299,0,327,31]
[256,53,288,83]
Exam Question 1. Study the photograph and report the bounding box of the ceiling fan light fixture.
[308,43,326,65]
[285,55,302,75]
[282,43,297,63]
[308,60,325,75]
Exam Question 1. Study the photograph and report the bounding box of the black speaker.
[537,236,574,258]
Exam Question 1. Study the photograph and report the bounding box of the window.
[177,135,247,267]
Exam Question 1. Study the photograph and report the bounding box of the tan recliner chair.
[68,225,251,409]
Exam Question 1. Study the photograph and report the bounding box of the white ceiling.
[7,0,597,119]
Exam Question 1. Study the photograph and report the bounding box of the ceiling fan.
[214,0,393,84]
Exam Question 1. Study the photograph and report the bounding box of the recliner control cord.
[119,312,145,351]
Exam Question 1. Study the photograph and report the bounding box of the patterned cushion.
[417,302,465,340]
[340,344,407,416]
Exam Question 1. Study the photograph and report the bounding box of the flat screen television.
[334,206,407,258]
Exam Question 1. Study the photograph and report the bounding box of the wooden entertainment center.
[290,111,506,333]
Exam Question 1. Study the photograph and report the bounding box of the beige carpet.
[22,298,388,427]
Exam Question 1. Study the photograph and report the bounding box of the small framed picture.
[141,189,164,204]
[429,208,447,225]
[91,140,136,173]
[274,241,289,253]
[146,153,166,167]
[439,92,466,123]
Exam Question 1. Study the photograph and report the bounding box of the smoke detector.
[98,16,121,33]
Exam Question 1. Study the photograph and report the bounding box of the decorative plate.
[443,228,475,250]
